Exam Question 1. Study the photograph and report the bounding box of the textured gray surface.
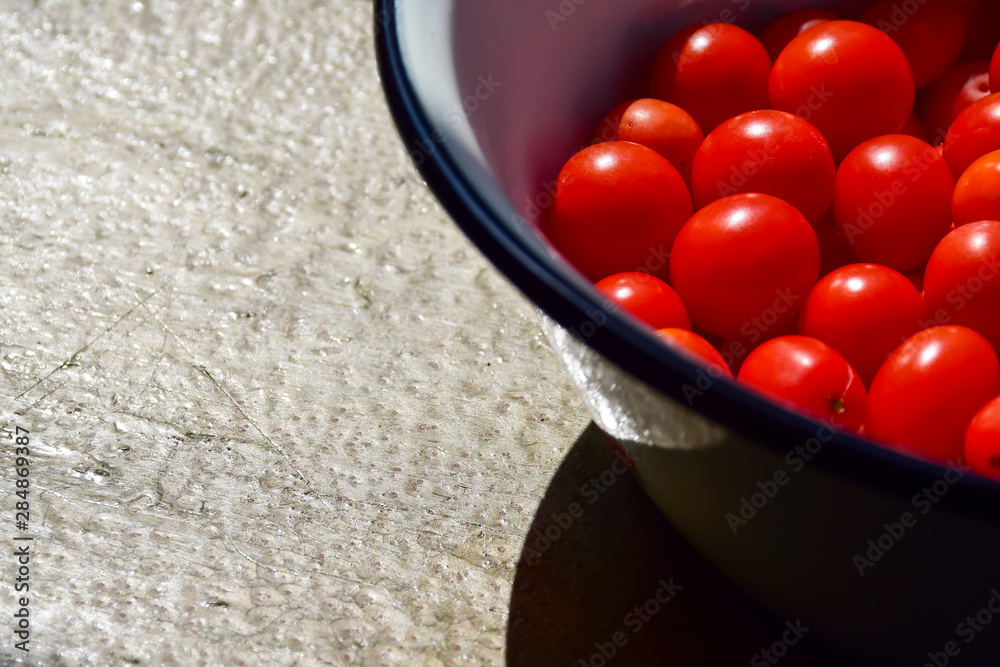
[0,1,591,664]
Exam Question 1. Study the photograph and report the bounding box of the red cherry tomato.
[655,328,732,378]
[833,134,954,271]
[991,40,1000,92]
[769,21,915,160]
[594,272,691,330]
[868,326,1000,462]
[547,141,692,282]
[953,0,1000,59]
[919,61,990,143]
[649,22,771,132]
[691,110,835,223]
[942,93,1000,178]
[592,99,634,145]
[757,8,838,62]
[593,99,704,185]
[862,0,965,88]
[965,396,1000,480]
[924,221,1000,352]
[670,193,820,339]
[718,317,800,376]
[738,335,867,432]
[799,263,926,386]
[952,150,1000,225]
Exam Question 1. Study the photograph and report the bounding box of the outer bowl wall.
[376,0,1000,662]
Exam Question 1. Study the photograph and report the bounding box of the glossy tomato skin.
[924,221,1000,352]
[799,263,927,386]
[691,110,835,223]
[867,326,1000,463]
[862,0,965,88]
[650,23,771,132]
[943,93,1000,178]
[919,61,991,142]
[594,99,704,185]
[594,272,691,331]
[833,135,954,271]
[546,141,692,282]
[670,193,820,339]
[952,150,1000,225]
[965,396,1000,480]
[769,21,914,160]
[758,8,838,62]
[655,328,732,378]
[738,335,868,432]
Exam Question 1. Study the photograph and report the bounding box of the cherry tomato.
[691,110,835,223]
[670,193,820,339]
[867,326,1000,462]
[953,0,1000,59]
[965,396,1000,480]
[547,141,692,282]
[593,99,704,185]
[757,8,838,62]
[952,150,1000,225]
[799,263,926,386]
[719,317,800,375]
[991,38,1000,92]
[942,93,1000,177]
[594,272,691,330]
[649,22,771,132]
[862,0,965,89]
[738,335,867,432]
[769,21,914,160]
[592,99,634,145]
[918,61,990,143]
[833,134,954,271]
[655,328,732,378]
[924,221,1000,351]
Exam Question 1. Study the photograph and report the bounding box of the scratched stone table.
[0,2,852,665]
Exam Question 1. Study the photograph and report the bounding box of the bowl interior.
[398,0,867,232]
[386,0,1000,499]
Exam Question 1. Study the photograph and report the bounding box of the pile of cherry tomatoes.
[544,0,1000,479]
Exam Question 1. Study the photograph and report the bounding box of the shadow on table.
[506,423,851,667]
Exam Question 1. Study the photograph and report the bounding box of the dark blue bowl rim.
[372,0,1000,517]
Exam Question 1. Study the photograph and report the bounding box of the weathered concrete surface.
[0,1,591,664]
